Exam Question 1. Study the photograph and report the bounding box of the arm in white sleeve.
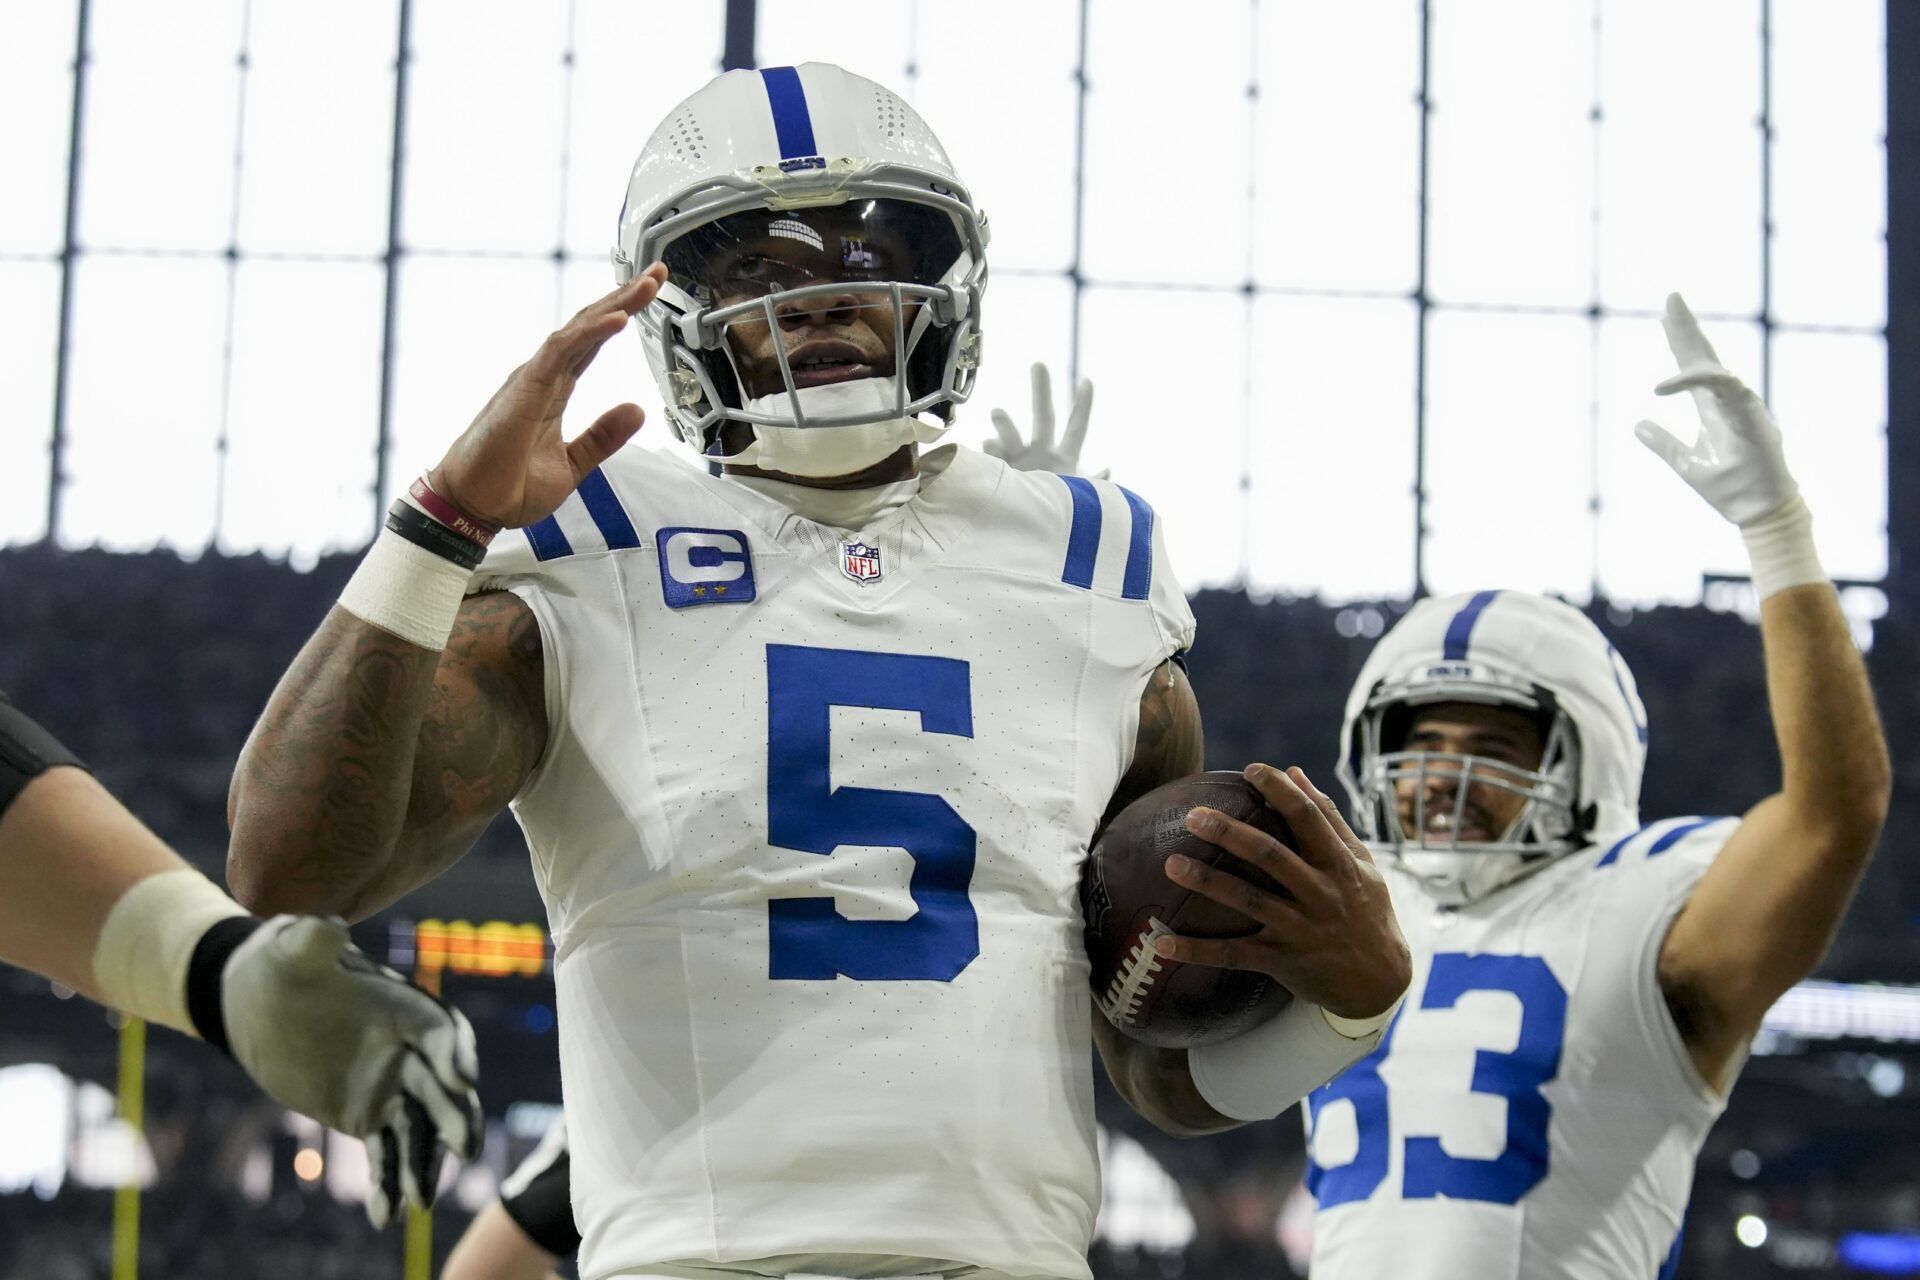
[1187,994,1403,1123]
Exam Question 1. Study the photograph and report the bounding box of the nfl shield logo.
[840,541,882,585]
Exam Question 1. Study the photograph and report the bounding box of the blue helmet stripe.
[759,66,818,161]
[1441,589,1501,660]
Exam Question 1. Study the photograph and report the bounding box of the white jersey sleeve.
[1306,816,1740,1280]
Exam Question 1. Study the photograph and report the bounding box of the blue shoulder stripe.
[1647,817,1727,857]
[1595,816,1730,868]
[526,516,573,562]
[576,467,640,550]
[1060,475,1102,589]
[1117,485,1154,601]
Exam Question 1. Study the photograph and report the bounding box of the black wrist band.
[186,915,268,1056]
[0,690,88,819]
[385,499,487,571]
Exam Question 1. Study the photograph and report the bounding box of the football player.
[1289,295,1890,1278]
[226,64,1410,1280]
[0,690,480,1227]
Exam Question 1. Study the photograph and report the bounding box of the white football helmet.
[1336,591,1650,905]
[611,63,989,478]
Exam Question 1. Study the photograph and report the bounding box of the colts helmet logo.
[840,541,882,586]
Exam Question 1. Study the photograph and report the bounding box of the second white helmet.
[1336,591,1651,905]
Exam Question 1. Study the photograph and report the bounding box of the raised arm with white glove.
[1632,292,1889,1091]
[0,696,481,1229]
[986,362,1107,478]
[1633,292,1825,600]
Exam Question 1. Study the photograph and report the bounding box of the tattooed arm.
[1088,660,1240,1136]
[226,593,546,921]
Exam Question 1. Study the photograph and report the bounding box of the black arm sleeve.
[0,690,88,819]
[500,1121,581,1257]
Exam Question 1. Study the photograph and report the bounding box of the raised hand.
[1634,292,1799,528]
[1155,764,1410,1021]
[986,362,1106,478]
[428,263,671,529]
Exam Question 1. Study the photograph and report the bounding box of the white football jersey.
[470,443,1193,1280]
[1305,815,1739,1280]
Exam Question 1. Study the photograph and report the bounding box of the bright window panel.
[1771,138,1885,329]
[218,262,386,563]
[60,257,227,550]
[1597,0,1761,315]
[1423,310,1592,598]
[1771,0,1883,142]
[235,1,397,256]
[1247,297,1418,601]
[0,263,60,544]
[561,257,668,458]
[405,1,567,252]
[1594,314,1763,604]
[1770,0,1886,328]
[757,2,910,88]
[386,256,566,494]
[1769,331,1886,583]
[80,0,244,253]
[0,2,78,254]
[1427,0,1592,307]
[1082,6,1251,286]
[1078,288,1248,589]
[563,0,724,258]
[941,273,1077,459]
[1253,1,1421,294]
[914,0,1080,273]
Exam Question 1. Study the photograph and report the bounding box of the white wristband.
[1740,493,1826,602]
[1189,990,1406,1123]
[93,869,248,1035]
[338,528,475,651]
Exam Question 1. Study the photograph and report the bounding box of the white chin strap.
[727,378,947,478]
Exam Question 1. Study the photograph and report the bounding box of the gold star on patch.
[714,584,728,595]
[693,585,707,596]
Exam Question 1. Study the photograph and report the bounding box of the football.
[1081,771,1297,1048]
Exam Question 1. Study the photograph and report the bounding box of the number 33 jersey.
[1305,816,1739,1280]
[470,444,1193,1280]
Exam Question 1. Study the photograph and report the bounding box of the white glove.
[987,362,1107,478]
[215,916,482,1228]
[1634,292,1798,529]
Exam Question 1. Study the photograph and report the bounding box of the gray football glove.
[206,915,482,1228]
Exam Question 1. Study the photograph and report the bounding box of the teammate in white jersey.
[227,64,1409,1279]
[1300,295,1891,1279]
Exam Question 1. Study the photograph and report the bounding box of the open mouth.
[788,356,877,389]
[1414,809,1494,843]
[783,341,882,389]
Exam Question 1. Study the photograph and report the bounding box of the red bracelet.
[409,476,500,547]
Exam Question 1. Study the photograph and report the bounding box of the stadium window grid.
[27,0,1885,602]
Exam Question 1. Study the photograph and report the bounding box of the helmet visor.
[662,198,963,307]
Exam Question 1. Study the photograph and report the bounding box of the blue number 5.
[765,644,979,982]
